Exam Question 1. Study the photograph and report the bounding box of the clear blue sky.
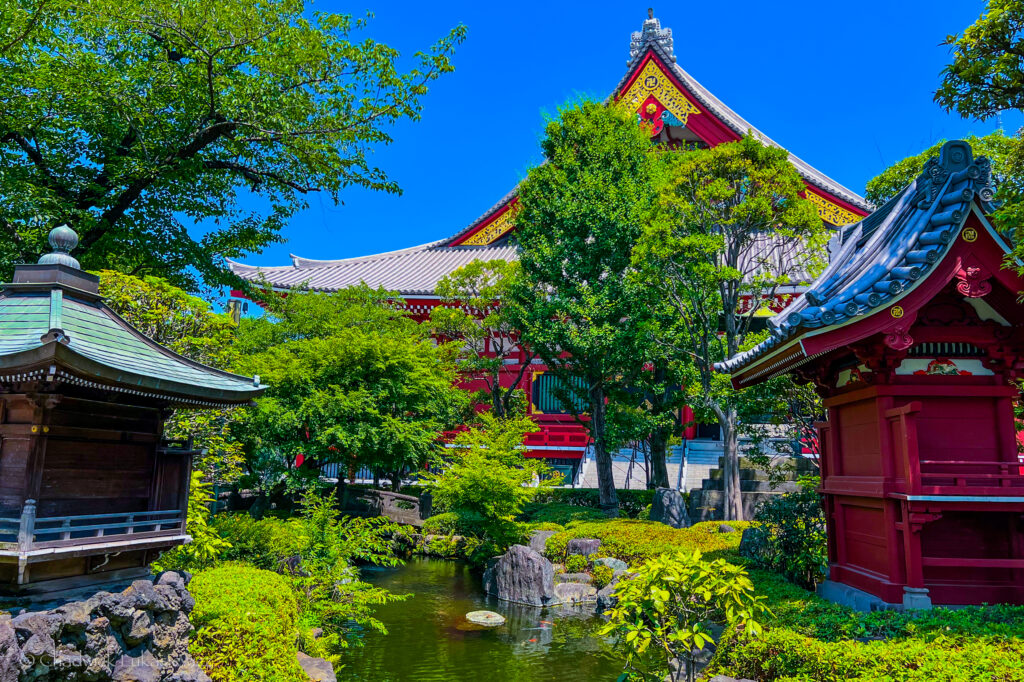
[236,0,1020,268]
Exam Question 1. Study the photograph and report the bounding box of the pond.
[339,558,627,681]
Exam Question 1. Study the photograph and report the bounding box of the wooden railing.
[886,403,1024,496]
[0,500,185,552]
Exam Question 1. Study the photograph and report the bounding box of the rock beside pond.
[465,610,506,627]
[592,556,628,572]
[554,582,597,604]
[567,538,601,556]
[483,544,558,607]
[297,651,337,682]
[554,572,592,584]
[738,527,757,557]
[529,530,557,554]
[651,487,690,528]
[719,523,736,533]
[595,569,630,613]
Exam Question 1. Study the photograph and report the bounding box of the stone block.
[650,488,690,528]
[482,544,558,607]
[528,530,557,555]
[297,651,337,682]
[592,556,628,572]
[567,538,602,556]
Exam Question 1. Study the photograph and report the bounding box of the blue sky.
[235,0,1019,268]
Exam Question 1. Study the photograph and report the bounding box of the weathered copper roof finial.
[648,7,654,19]
[630,8,674,63]
[38,224,81,270]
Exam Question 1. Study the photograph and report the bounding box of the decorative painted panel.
[459,204,517,246]
[805,190,864,226]
[617,59,700,126]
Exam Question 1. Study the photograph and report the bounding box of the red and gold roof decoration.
[454,198,519,246]
[804,189,866,227]
[616,58,701,130]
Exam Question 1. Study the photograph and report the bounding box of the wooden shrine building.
[227,11,871,482]
[718,141,1024,608]
[0,226,264,597]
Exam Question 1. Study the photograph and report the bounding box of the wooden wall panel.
[837,400,882,476]
[841,503,888,576]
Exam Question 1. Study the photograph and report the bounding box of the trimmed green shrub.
[521,502,607,525]
[210,513,303,570]
[591,564,614,589]
[420,510,486,537]
[741,477,827,589]
[546,519,749,564]
[564,554,587,572]
[711,628,1024,681]
[530,488,655,518]
[530,521,565,532]
[189,565,306,682]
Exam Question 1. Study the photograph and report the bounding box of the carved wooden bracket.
[955,257,993,298]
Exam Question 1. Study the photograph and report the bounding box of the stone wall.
[0,572,208,682]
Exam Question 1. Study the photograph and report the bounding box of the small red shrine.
[718,140,1024,608]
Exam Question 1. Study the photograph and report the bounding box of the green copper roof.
[0,287,263,405]
[0,228,264,407]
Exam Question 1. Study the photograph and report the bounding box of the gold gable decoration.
[460,204,518,246]
[617,59,700,125]
[805,190,863,226]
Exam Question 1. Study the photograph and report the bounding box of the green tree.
[507,101,660,514]
[426,413,549,551]
[601,549,767,682]
[96,269,247,480]
[636,135,827,520]
[431,259,532,418]
[934,2,1024,255]
[0,0,464,290]
[234,285,469,493]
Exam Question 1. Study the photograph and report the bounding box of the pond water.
[339,558,627,682]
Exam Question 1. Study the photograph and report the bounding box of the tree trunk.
[720,406,743,521]
[649,427,670,489]
[390,471,403,492]
[492,374,505,418]
[590,386,619,515]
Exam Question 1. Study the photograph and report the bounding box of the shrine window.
[531,373,588,414]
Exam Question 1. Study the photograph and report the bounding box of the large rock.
[566,538,601,556]
[297,652,337,682]
[554,572,592,584]
[0,572,209,682]
[482,544,558,607]
[592,556,628,572]
[595,569,629,614]
[650,487,690,528]
[528,530,557,555]
[553,582,597,604]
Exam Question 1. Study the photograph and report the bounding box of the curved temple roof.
[230,13,868,294]
[716,140,999,380]
[0,229,265,406]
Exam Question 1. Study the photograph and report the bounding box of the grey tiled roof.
[0,285,264,405]
[716,140,997,376]
[229,241,518,295]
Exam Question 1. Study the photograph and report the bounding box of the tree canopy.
[507,100,660,511]
[636,135,827,520]
[234,286,470,491]
[0,0,464,290]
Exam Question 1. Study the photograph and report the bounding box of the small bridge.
[349,489,432,528]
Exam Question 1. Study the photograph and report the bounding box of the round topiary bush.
[564,554,587,573]
[189,564,307,682]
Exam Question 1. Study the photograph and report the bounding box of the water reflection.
[342,558,625,681]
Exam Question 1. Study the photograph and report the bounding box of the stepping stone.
[465,610,506,627]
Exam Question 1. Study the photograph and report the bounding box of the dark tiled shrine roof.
[229,240,517,295]
[716,140,997,375]
[0,234,264,406]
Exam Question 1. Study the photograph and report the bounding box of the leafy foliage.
[209,514,304,570]
[740,477,827,590]
[97,270,246,480]
[189,565,307,682]
[564,554,587,573]
[545,519,749,566]
[591,563,614,589]
[602,549,767,682]
[527,488,656,519]
[507,100,662,512]
[234,285,469,493]
[0,0,464,289]
[290,491,406,660]
[431,259,531,417]
[425,414,549,552]
[153,472,232,573]
[636,135,827,520]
